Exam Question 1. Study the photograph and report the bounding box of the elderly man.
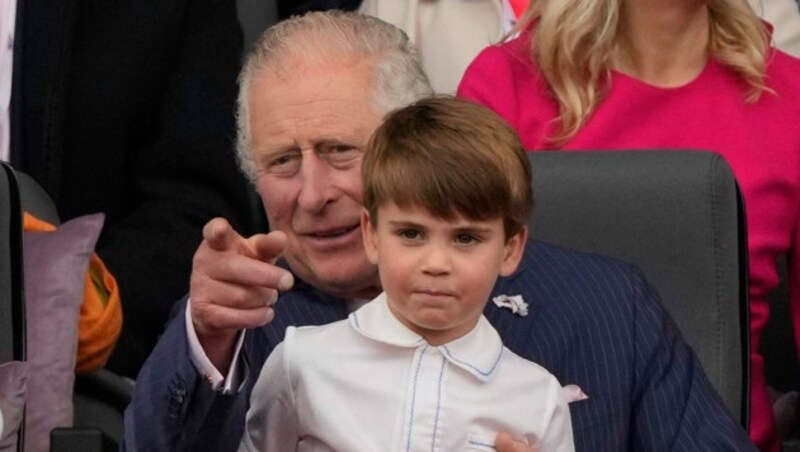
[124,11,755,452]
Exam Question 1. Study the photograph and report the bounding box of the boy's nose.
[421,244,451,276]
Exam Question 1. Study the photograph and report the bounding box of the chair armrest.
[72,368,134,445]
[50,428,116,452]
[74,368,134,412]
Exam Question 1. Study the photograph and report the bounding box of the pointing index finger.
[247,230,288,262]
[246,230,294,291]
[203,218,238,252]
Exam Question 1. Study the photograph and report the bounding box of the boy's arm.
[239,342,299,452]
[533,378,575,452]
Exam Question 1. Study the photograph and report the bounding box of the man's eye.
[265,153,301,176]
[323,145,362,166]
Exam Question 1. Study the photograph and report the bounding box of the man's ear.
[499,225,528,277]
[361,209,379,265]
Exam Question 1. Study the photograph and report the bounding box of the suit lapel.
[275,279,350,328]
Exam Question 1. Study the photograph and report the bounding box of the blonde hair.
[512,0,771,144]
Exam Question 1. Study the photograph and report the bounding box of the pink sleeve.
[457,45,522,130]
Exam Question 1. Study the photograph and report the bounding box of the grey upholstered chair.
[0,162,26,452]
[527,150,749,428]
[0,162,25,365]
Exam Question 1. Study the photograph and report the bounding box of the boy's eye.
[454,234,479,245]
[398,229,421,240]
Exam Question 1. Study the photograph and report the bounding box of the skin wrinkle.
[248,56,383,300]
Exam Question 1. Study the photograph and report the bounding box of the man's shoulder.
[513,239,645,290]
[489,239,650,337]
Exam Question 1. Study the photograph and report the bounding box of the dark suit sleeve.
[123,297,203,451]
[95,0,253,377]
[628,272,755,451]
[123,297,253,452]
[123,282,348,451]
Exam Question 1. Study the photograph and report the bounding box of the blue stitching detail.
[467,439,497,450]
[406,346,428,452]
[431,355,446,451]
[352,310,360,329]
[441,345,503,377]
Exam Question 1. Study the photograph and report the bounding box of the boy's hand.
[495,432,537,452]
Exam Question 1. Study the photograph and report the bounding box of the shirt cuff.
[185,298,245,394]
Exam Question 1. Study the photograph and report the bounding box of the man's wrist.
[186,299,244,391]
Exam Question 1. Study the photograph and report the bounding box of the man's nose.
[297,155,334,213]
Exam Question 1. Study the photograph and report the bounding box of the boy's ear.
[361,209,380,264]
[499,225,528,277]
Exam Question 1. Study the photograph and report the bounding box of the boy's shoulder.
[285,318,352,346]
[498,344,562,388]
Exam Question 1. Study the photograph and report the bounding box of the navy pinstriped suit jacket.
[124,241,755,451]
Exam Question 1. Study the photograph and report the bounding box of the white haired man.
[124,11,754,452]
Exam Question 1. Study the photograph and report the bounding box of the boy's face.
[361,202,527,345]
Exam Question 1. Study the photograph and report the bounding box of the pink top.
[459,33,800,451]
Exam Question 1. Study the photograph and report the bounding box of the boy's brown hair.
[362,96,533,239]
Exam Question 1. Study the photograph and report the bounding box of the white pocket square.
[562,384,589,403]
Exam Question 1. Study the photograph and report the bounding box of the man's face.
[248,56,384,299]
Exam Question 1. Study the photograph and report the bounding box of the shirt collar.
[349,293,505,382]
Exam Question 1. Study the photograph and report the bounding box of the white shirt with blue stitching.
[240,292,575,452]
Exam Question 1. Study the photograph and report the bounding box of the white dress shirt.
[187,297,368,392]
[186,299,245,392]
[240,293,575,452]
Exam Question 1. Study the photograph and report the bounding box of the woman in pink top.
[458,1,800,451]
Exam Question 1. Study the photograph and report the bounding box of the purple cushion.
[0,361,27,451]
[23,214,104,452]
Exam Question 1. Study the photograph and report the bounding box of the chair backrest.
[0,162,25,364]
[17,171,60,226]
[528,150,749,427]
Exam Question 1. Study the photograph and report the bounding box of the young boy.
[240,96,575,452]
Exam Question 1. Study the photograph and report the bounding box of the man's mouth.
[301,224,361,251]
[309,224,359,238]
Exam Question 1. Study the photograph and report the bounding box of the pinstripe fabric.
[124,240,755,452]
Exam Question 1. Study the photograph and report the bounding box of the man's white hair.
[236,11,434,182]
